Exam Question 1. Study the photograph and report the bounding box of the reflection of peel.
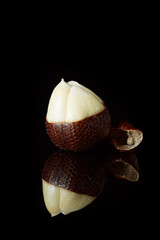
[109,160,139,182]
[107,151,139,182]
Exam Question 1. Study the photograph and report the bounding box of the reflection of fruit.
[45,79,111,151]
[42,150,107,216]
[42,180,96,217]
[109,118,143,151]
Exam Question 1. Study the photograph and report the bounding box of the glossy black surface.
[31,63,148,236]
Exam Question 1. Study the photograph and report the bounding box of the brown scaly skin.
[46,108,111,152]
[42,149,107,197]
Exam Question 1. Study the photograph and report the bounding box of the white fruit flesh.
[46,79,105,123]
[42,179,96,216]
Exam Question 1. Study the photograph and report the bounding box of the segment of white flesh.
[46,79,105,123]
[42,179,96,216]
[42,179,61,216]
[68,81,103,103]
[46,80,70,123]
[66,84,104,123]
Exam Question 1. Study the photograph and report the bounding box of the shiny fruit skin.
[46,108,111,152]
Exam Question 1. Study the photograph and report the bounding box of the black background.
[21,14,156,234]
[3,6,158,238]
[30,59,150,237]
